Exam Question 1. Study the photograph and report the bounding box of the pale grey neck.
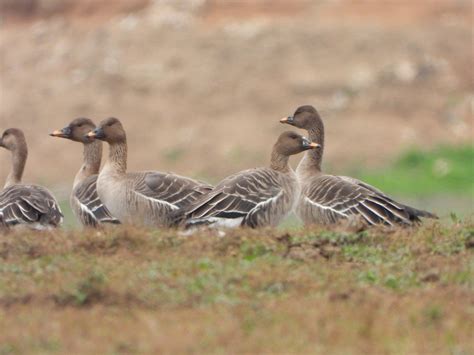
[270,150,291,173]
[73,140,103,188]
[106,141,127,174]
[4,146,27,188]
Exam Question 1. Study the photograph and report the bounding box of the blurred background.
[0,0,472,226]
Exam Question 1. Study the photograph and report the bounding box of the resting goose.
[86,117,212,227]
[50,118,120,227]
[0,128,63,229]
[177,131,320,229]
[280,105,438,226]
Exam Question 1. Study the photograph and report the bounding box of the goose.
[50,118,120,227]
[85,117,212,227]
[280,105,438,226]
[0,128,63,229]
[176,131,320,229]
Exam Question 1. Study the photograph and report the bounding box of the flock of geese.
[0,105,437,231]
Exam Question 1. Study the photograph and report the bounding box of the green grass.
[354,145,474,197]
[0,222,473,354]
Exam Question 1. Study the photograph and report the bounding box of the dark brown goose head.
[86,117,126,144]
[0,128,27,154]
[50,117,97,143]
[275,131,320,156]
[280,105,322,130]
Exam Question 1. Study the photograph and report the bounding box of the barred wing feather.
[0,184,63,229]
[183,168,286,228]
[302,175,430,226]
[73,175,120,226]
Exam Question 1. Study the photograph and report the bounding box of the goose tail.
[403,204,438,221]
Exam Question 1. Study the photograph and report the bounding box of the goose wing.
[73,175,120,226]
[141,172,213,209]
[0,184,63,228]
[303,175,422,226]
[339,176,438,220]
[182,168,285,228]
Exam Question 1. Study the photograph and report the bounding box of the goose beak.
[50,126,72,139]
[86,127,104,140]
[302,138,320,150]
[280,116,294,124]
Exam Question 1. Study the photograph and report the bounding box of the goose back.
[181,167,299,228]
[97,169,212,227]
[297,172,437,226]
[0,184,63,229]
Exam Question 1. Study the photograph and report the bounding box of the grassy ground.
[0,221,473,354]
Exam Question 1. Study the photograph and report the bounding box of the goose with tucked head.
[0,128,63,230]
[50,118,120,227]
[85,117,212,227]
[280,105,437,226]
[176,131,320,229]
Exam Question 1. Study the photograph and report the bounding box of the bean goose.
[280,105,438,226]
[0,128,63,229]
[50,118,120,227]
[85,117,212,227]
[176,131,320,229]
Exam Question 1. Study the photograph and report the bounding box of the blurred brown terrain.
[0,0,472,193]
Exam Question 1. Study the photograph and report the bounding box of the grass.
[0,221,473,354]
[353,144,474,197]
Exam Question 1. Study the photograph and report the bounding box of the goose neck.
[304,126,324,172]
[4,146,27,188]
[73,140,102,188]
[106,141,127,174]
[270,150,291,173]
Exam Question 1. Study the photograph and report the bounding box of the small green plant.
[58,271,107,306]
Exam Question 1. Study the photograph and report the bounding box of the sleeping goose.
[176,131,320,229]
[0,128,63,229]
[50,118,120,227]
[280,105,438,226]
[85,117,212,227]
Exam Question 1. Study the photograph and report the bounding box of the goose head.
[275,131,320,156]
[0,128,27,153]
[50,117,97,143]
[86,117,126,144]
[280,105,322,130]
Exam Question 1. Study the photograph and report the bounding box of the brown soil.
[0,0,472,194]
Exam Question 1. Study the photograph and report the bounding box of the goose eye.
[77,124,83,127]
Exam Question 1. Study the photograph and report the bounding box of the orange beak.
[49,129,63,137]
